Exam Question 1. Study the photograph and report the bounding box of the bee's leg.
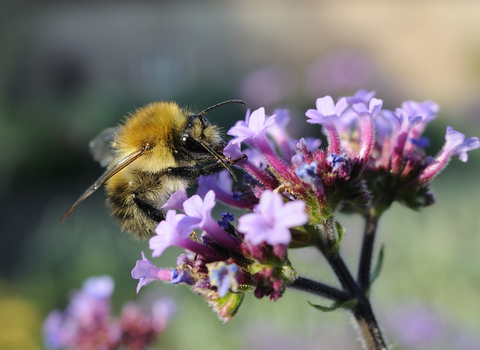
[166,162,227,178]
[167,155,246,179]
[132,194,165,223]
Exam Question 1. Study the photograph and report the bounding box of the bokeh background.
[1,1,480,349]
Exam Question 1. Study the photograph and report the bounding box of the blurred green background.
[1,1,480,349]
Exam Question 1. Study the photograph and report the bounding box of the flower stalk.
[357,209,380,291]
[323,229,387,349]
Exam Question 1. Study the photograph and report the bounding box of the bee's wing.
[89,126,120,167]
[60,147,146,222]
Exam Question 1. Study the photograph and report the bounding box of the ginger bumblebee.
[61,100,245,238]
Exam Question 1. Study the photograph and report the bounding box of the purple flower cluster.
[357,95,480,213]
[43,276,174,350]
[131,89,479,321]
[132,188,306,321]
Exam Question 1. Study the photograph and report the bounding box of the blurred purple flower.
[305,51,374,96]
[43,276,173,350]
[118,299,175,350]
[386,303,445,348]
[346,89,376,105]
[239,66,296,107]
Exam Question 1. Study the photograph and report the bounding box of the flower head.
[118,299,175,350]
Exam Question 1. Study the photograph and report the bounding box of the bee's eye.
[182,135,207,153]
[187,115,210,130]
[200,116,210,128]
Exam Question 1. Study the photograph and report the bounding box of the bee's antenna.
[196,139,237,182]
[197,100,246,118]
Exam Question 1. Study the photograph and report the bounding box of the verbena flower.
[131,89,479,322]
[388,305,443,347]
[42,276,174,350]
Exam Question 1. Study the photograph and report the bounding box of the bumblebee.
[61,100,245,238]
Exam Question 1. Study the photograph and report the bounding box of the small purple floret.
[227,107,276,144]
[237,190,308,245]
[131,252,172,293]
[150,210,186,257]
[444,126,480,162]
[305,95,348,126]
[161,189,188,211]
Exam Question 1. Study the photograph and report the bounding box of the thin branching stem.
[357,209,380,291]
[317,220,387,350]
[289,276,351,302]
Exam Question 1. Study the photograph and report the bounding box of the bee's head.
[180,114,224,158]
[177,100,245,179]
[179,100,245,160]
